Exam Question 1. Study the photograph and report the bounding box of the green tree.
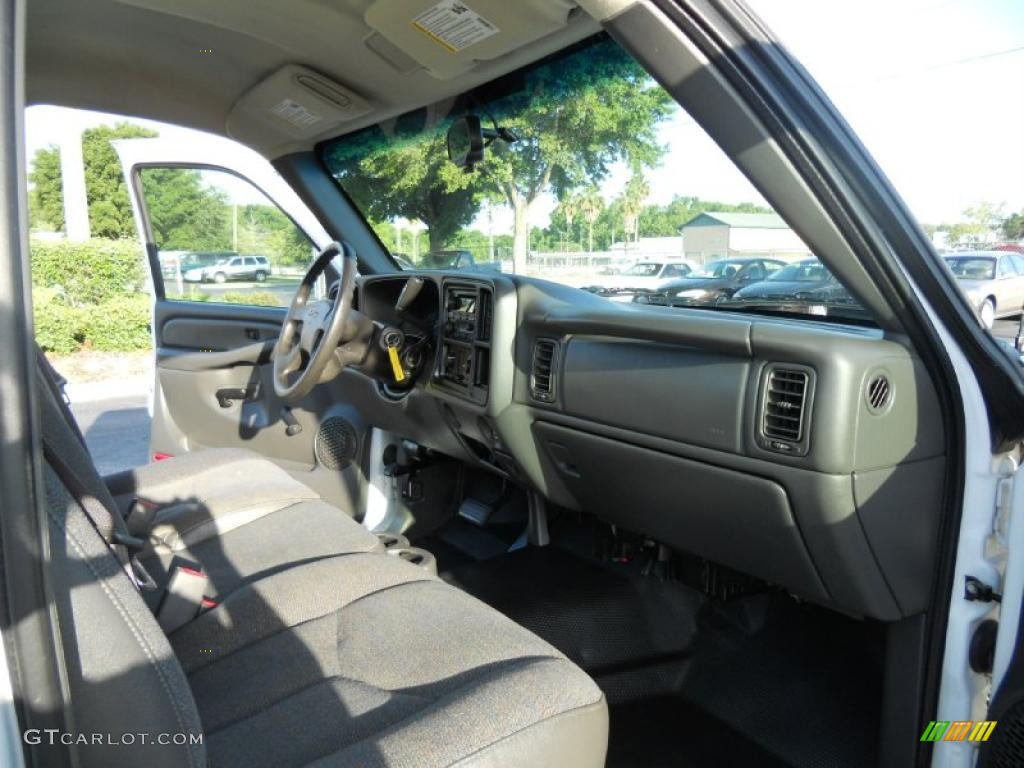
[478,40,674,271]
[29,122,158,238]
[1002,210,1024,241]
[619,174,651,251]
[323,38,673,271]
[139,168,231,251]
[578,187,604,254]
[938,201,1006,249]
[326,129,479,256]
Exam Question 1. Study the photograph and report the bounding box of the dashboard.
[352,271,946,622]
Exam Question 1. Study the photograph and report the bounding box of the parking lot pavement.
[70,393,151,476]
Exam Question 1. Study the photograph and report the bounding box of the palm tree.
[559,192,582,253]
[620,174,650,255]
[579,187,604,255]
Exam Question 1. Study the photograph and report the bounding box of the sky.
[24,0,1024,234]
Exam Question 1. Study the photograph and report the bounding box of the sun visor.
[364,0,576,79]
[227,65,373,151]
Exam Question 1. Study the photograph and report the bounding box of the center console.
[436,281,493,405]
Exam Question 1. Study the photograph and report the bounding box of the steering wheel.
[273,241,360,402]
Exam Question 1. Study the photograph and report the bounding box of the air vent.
[478,288,493,342]
[760,366,813,454]
[531,339,558,403]
[865,374,892,413]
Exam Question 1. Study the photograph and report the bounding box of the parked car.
[717,257,868,321]
[583,259,695,299]
[183,254,272,283]
[637,256,786,306]
[943,251,1024,329]
[419,249,501,272]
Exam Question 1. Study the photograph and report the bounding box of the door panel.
[117,138,365,515]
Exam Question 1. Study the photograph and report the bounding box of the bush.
[30,238,145,305]
[184,290,282,306]
[33,288,151,354]
[80,294,152,351]
[33,286,86,355]
[31,238,153,354]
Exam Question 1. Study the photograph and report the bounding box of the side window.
[997,257,1016,278]
[743,263,766,282]
[1010,254,1024,275]
[138,167,314,305]
[764,261,783,276]
[663,264,687,278]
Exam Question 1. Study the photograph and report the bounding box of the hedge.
[33,287,151,355]
[31,238,151,354]
[30,238,145,305]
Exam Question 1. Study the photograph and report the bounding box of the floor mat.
[608,696,792,768]
[421,525,883,768]
[445,546,704,703]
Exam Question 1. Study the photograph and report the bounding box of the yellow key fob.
[388,345,406,383]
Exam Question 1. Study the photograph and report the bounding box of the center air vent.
[759,365,813,456]
[865,374,892,413]
[530,339,558,403]
[478,288,493,342]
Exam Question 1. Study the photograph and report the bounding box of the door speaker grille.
[314,417,358,470]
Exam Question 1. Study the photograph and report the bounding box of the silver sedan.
[943,251,1024,329]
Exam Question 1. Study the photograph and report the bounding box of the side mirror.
[447,116,486,170]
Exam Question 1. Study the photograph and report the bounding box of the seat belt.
[36,348,87,447]
[41,434,156,592]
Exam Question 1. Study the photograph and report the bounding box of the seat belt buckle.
[156,565,210,634]
[125,496,159,537]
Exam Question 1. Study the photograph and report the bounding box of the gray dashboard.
[353,272,946,621]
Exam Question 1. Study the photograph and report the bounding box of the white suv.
[183,254,271,283]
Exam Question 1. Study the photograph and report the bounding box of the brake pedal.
[458,497,495,527]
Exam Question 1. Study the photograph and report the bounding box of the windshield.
[322,36,870,325]
[769,261,831,283]
[944,256,996,280]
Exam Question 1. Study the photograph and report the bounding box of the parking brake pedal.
[458,498,495,527]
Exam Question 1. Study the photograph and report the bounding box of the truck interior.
[8,0,1015,766]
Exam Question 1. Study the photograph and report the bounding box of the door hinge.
[965,575,1002,603]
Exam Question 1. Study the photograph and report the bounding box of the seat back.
[36,364,205,767]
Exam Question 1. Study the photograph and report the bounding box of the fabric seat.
[104,448,383,601]
[36,359,609,767]
[36,349,382,602]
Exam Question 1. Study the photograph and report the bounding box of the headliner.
[26,0,610,158]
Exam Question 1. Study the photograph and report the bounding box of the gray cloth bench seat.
[37,359,609,767]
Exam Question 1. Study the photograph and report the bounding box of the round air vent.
[314,417,358,470]
[865,374,892,413]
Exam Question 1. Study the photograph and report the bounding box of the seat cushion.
[105,447,320,535]
[141,499,384,603]
[171,552,608,768]
[107,448,383,602]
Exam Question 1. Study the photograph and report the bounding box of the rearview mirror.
[447,116,485,171]
[447,115,519,171]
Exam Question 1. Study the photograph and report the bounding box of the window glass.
[322,36,874,325]
[139,167,314,306]
[997,256,1016,278]
[745,0,1023,336]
